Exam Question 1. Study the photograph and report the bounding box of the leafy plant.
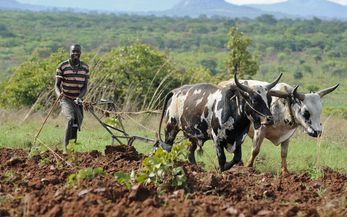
[67,167,106,186]
[307,163,323,181]
[114,141,190,192]
[38,156,52,167]
[67,140,84,163]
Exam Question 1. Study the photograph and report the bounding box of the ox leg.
[281,139,290,176]
[188,138,197,164]
[224,140,243,171]
[216,144,226,172]
[215,139,228,172]
[246,130,264,168]
[161,121,179,152]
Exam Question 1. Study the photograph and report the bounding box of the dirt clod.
[5,156,24,166]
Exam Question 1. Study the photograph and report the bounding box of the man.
[55,44,89,153]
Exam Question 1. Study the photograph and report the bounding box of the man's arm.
[55,77,63,97]
[78,78,88,99]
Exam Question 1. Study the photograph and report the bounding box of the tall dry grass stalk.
[146,80,170,111]
[141,61,169,111]
[315,115,332,168]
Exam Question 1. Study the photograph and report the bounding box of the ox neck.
[286,97,297,126]
[244,99,269,118]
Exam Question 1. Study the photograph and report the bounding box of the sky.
[227,0,347,5]
[16,0,347,11]
[16,0,180,11]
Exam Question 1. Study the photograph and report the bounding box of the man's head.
[70,44,81,64]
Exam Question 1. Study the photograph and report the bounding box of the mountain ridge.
[162,0,266,18]
[0,0,47,11]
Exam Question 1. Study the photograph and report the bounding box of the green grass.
[0,110,346,174]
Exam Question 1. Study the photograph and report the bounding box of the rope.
[244,100,270,118]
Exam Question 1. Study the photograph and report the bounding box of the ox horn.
[234,73,254,93]
[292,85,305,101]
[268,89,290,98]
[317,84,339,98]
[266,73,283,90]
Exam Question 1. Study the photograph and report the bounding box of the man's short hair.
[70,44,81,53]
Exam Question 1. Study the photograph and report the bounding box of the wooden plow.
[84,100,158,146]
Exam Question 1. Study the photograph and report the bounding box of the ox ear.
[317,84,339,98]
[234,73,254,94]
[266,73,282,90]
[268,90,290,98]
[292,85,305,101]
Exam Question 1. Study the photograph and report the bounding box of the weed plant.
[115,141,190,192]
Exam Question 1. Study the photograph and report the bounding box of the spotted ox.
[156,73,283,172]
[219,79,339,175]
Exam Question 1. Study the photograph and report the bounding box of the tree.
[226,27,258,79]
[293,70,303,80]
[256,14,277,25]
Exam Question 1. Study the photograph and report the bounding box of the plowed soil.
[0,145,346,217]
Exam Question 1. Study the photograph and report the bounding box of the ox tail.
[155,91,174,147]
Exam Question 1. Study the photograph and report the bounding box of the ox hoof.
[236,160,244,166]
[245,162,254,168]
[188,160,197,165]
[281,169,290,177]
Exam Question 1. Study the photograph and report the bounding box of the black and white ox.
[219,79,339,175]
[156,73,283,172]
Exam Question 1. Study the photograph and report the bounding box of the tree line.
[0,11,346,114]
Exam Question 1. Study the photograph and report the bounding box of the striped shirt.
[56,60,89,99]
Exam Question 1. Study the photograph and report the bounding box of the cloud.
[329,0,347,5]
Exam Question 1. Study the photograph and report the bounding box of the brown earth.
[0,145,346,217]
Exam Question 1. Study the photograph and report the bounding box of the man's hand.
[74,97,83,105]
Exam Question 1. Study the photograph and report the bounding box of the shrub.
[0,48,66,108]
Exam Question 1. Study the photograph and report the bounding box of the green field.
[1,11,347,177]
[1,110,346,175]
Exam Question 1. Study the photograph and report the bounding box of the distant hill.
[161,0,265,18]
[0,0,46,11]
[249,0,347,20]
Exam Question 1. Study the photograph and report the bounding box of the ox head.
[286,84,339,137]
[234,73,282,129]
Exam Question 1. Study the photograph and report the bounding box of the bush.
[0,43,197,111]
[306,85,319,92]
[0,48,67,108]
[86,43,185,111]
[293,70,303,80]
